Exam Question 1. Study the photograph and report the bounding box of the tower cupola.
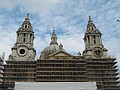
[16,14,34,47]
[84,16,103,49]
[9,14,36,61]
[83,16,107,58]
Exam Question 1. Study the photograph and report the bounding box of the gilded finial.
[27,13,29,17]
[25,13,30,20]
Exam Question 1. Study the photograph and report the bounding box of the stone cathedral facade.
[3,14,120,90]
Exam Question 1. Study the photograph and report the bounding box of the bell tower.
[9,14,36,61]
[83,16,107,58]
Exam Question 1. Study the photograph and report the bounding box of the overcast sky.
[0,0,120,73]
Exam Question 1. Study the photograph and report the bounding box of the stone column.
[90,35,92,45]
[17,34,19,43]
[20,34,22,42]
[31,35,33,44]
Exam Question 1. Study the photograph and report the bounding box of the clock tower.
[9,14,36,61]
[83,16,107,58]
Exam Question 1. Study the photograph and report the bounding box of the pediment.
[46,50,76,59]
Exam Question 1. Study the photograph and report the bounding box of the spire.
[87,15,96,29]
[86,16,101,35]
[17,13,33,31]
[50,27,58,45]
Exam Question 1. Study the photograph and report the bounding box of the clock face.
[92,47,103,58]
[17,46,28,56]
[19,49,25,54]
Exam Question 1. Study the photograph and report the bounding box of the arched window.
[25,25,27,28]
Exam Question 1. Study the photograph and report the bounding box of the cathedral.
[2,14,120,90]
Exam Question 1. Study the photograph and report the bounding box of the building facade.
[4,14,120,90]
[0,54,8,89]
[0,56,4,84]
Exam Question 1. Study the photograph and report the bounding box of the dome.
[40,30,64,59]
[40,44,64,58]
